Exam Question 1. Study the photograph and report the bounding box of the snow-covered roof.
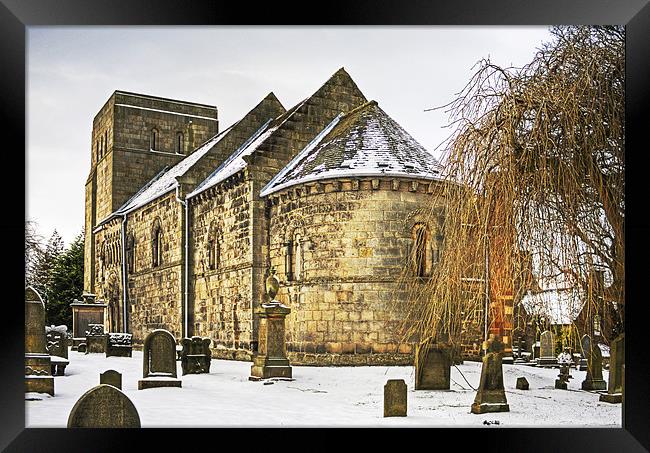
[260,100,443,197]
[187,98,308,198]
[520,288,585,325]
[111,123,236,216]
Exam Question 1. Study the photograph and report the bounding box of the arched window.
[294,233,303,280]
[104,130,108,153]
[150,128,159,151]
[176,132,184,154]
[412,223,432,278]
[126,233,135,274]
[207,225,221,271]
[152,220,163,268]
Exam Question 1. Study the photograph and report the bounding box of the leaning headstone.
[581,334,607,391]
[180,336,212,375]
[138,329,182,390]
[106,333,133,357]
[414,338,451,390]
[85,324,107,354]
[250,268,292,380]
[67,384,140,428]
[25,287,54,396]
[600,334,624,403]
[100,370,122,390]
[383,379,407,417]
[471,335,509,414]
[537,331,557,367]
[516,377,529,390]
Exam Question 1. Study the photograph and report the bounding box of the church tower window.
[176,132,184,154]
[150,128,159,151]
[152,220,163,268]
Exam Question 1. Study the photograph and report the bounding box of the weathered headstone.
[516,377,529,390]
[100,370,122,390]
[77,343,87,353]
[414,338,451,390]
[383,379,407,417]
[600,334,624,403]
[580,334,607,391]
[85,323,107,354]
[25,287,54,396]
[180,336,212,375]
[70,294,107,350]
[471,336,509,414]
[67,384,140,428]
[537,330,558,367]
[250,269,292,380]
[45,326,70,376]
[106,333,133,358]
[138,329,182,390]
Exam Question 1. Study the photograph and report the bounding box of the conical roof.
[261,101,443,197]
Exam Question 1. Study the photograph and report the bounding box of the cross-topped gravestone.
[537,330,557,367]
[471,335,509,414]
[67,384,140,428]
[414,337,451,390]
[25,287,54,396]
[383,379,407,417]
[581,334,607,391]
[100,370,122,390]
[138,329,181,390]
[600,333,624,403]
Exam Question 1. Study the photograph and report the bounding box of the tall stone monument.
[471,335,509,414]
[70,293,107,350]
[580,334,607,391]
[138,329,182,390]
[25,287,54,396]
[600,334,624,403]
[250,268,292,380]
[68,384,140,428]
[414,337,451,390]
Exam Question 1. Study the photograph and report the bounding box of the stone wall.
[267,177,445,365]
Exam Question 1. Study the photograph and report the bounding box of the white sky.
[26,26,553,246]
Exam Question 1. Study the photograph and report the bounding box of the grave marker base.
[138,378,182,390]
[599,392,622,404]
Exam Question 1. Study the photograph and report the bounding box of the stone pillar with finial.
[249,267,292,380]
[25,287,55,396]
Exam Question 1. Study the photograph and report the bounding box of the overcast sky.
[27,26,553,246]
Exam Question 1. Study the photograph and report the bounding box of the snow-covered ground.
[26,349,621,427]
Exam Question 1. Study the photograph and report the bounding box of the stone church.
[84,68,449,365]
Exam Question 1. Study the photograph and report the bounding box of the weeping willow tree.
[398,26,624,351]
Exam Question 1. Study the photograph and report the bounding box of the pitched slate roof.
[260,100,443,197]
[110,123,236,217]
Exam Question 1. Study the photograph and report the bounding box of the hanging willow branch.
[396,26,624,349]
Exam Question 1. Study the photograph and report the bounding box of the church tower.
[84,91,218,293]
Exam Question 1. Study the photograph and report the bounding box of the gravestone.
[180,336,212,375]
[67,384,140,428]
[106,333,133,358]
[77,343,87,353]
[70,295,107,350]
[414,338,451,390]
[471,336,509,414]
[555,348,573,390]
[85,323,107,354]
[25,287,54,396]
[45,327,69,376]
[100,370,122,390]
[516,377,529,390]
[537,331,558,367]
[138,329,182,390]
[600,334,624,403]
[250,269,292,380]
[580,334,607,391]
[383,379,407,417]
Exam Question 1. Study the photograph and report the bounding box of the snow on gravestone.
[67,384,140,428]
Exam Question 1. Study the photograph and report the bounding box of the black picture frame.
[3,0,649,451]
